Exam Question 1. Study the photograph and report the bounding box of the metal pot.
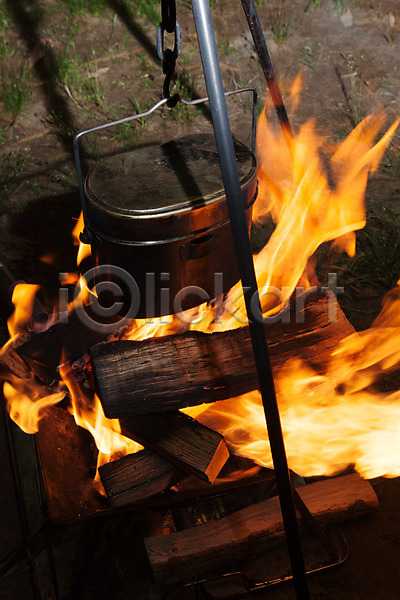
[82,133,257,318]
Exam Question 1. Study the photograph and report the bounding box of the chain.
[157,0,181,107]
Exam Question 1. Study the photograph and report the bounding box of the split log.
[120,412,229,483]
[91,291,355,417]
[145,473,378,583]
[99,449,183,508]
[36,405,185,518]
[0,330,33,380]
[35,405,109,522]
[0,343,31,380]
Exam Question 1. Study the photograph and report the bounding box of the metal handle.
[73,87,258,243]
[180,233,217,260]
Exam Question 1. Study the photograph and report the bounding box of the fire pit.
[1,0,400,598]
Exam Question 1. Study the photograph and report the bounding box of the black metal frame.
[1,406,59,600]
[162,529,348,600]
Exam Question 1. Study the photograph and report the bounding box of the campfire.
[0,76,399,585]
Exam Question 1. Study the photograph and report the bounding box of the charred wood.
[91,292,355,417]
[99,449,183,507]
[35,405,108,522]
[120,412,229,483]
[16,311,124,383]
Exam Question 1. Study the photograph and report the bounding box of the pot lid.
[85,133,256,216]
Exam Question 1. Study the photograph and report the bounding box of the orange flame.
[181,93,400,479]
[249,110,400,316]
[59,360,142,494]
[192,285,400,479]
[3,378,65,434]
[39,250,57,265]
[2,80,400,489]
[72,212,91,266]
[7,283,40,337]
[123,107,399,337]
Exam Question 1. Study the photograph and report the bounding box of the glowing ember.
[1,80,400,488]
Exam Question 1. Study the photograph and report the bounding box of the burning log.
[0,333,32,380]
[99,450,183,508]
[35,405,109,522]
[144,473,378,584]
[35,404,188,518]
[91,292,355,417]
[120,412,229,483]
[97,412,230,508]
[16,311,120,383]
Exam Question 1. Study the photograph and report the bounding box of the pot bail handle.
[73,97,170,245]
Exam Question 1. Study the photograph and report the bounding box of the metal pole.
[240,0,294,147]
[190,2,310,598]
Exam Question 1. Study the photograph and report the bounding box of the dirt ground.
[1,0,400,598]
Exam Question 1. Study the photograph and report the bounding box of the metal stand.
[162,529,348,600]
[1,406,59,600]
[240,0,294,145]
[191,1,310,597]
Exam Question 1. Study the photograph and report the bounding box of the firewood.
[120,412,229,483]
[99,449,183,508]
[16,311,123,383]
[91,291,355,417]
[35,405,108,522]
[145,473,378,584]
[35,405,185,519]
[0,337,32,380]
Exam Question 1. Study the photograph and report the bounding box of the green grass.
[0,5,10,58]
[0,66,30,120]
[129,95,148,127]
[54,48,106,109]
[111,121,139,147]
[298,46,317,70]
[111,96,148,147]
[48,110,76,142]
[218,41,236,56]
[334,53,367,129]
[331,0,347,13]
[49,107,102,159]
[270,0,293,45]
[119,0,160,26]
[346,221,400,291]
[0,152,31,214]
[64,0,109,17]
[167,72,199,123]
[137,52,155,88]
[51,167,79,190]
